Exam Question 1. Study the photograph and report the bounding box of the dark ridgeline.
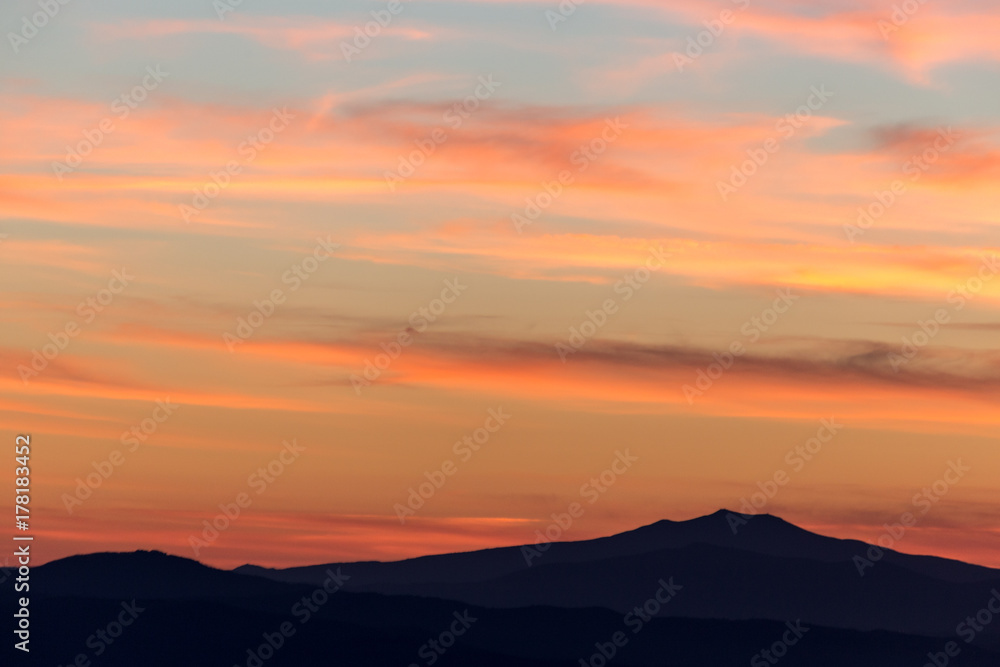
[9,510,1000,666]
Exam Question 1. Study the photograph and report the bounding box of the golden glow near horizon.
[1,0,998,570]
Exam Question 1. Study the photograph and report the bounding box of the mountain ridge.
[17,509,1000,664]
[231,508,998,585]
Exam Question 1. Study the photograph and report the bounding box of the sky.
[1,0,999,570]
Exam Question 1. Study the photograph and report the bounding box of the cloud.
[90,17,436,62]
[85,318,1000,432]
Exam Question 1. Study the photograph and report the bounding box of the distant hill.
[237,509,1000,586]
[234,509,1000,640]
[12,510,999,665]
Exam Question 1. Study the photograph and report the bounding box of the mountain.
[236,509,998,586]
[340,542,999,638]
[11,510,999,666]
[20,595,1000,667]
[234,509,1000,641]
[32,549,305,600]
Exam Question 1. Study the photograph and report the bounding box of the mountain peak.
[639,509,794,533]
[705,508,783,521]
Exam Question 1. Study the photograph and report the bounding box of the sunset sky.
[2,0,998,570]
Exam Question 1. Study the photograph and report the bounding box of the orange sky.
[1,0,998,570]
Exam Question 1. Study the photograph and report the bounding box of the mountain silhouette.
[237,509,999,586]
[12,510,999,665]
